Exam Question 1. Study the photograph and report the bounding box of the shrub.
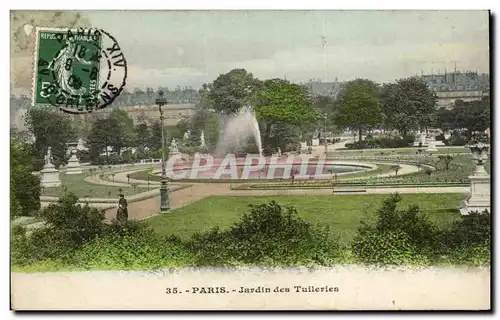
[351,228,424,265]
[76,149,91,163]
[345,135,415,149]
[435,133,445,141]
[445,132,468,146]
[11,140,41,217]
[351,194,436,265]
[11,193,107,265]
[187,201,341,267]
[70,221,193,270]
[439,211,491,249]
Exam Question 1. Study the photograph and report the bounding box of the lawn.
[41,172,151,198]
[147,193,464,245]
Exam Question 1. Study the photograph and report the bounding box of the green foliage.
[70,221,193,270]
[441,211,491,249]
[187,201,341,267]
[381,77,437,134]
[333,79,383,140]
[437,155,454,171]
[254,78,317,149]
[10,138,41,217]
[208,69,262,115]
[352,194,437,265]
[444,131,468,146]
[25,108,77,169]
[255,79,317,124]
[452,97,490,138]
[351,228,425,265]
[11,193,107,265]
[345,135,415,149]
[87,109,135,160]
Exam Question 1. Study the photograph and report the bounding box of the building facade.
[421,70,490,109]
[91,103,197,126]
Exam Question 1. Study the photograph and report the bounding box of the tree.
[11,137,41,217]
[254,78,318,149]
[208,69,262,115]
[134,122,150,151]
[452,97,490,139]
[434,107,456,132]
[438,155,454,171]
[147,120,169,152]
[87,109,135,163]
[25,108,77,170]
[380,77,437,135]
[87,117,116,162]
[107,109,135,154]
[333,79,383,141]
[190,108,220,149]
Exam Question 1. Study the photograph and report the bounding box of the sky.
[13,10,491,91]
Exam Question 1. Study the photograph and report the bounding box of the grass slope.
[147,193,464,245]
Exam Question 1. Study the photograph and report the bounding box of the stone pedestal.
[65,148,82,174]
[413,132,427,147]
[426,140,438,152]
[40,163,61,188]
[460,174,491,215]
[459,142,490,215]
[300,142,307,152]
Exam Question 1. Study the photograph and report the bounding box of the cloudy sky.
[17,10,491,91]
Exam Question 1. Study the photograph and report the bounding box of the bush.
[345,135,415,150]
[187,201,341,267]
[445,132,468,146]
[76,149,91,163]
[70,221,193,270]
[351,228,425,265]
[435,133,445,141]
[351,194,437,265]
[11,140,41,217]
[439,211,491,250]
[11,193,107,265]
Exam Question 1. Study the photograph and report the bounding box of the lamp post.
[323,112,328,154]
[156,90,170,213]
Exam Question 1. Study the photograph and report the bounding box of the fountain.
[40,147,61,187]
[215,106,262,156]
[459,142,490,215]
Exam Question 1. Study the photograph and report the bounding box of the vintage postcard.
[10,10,491,310]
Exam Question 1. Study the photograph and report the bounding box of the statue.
[183,130,191,141]
[170,138,179,153]
[200,130,206,147]
[277,147,282,157]
[44,147,53,166]
[116,194,128,221]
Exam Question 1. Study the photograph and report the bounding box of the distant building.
[303,78,344,99]
[421,70,490,109]
[92,103,197,126]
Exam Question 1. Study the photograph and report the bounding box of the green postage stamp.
[31,27,127,113]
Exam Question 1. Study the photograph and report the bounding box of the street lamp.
[323,112,328,154]
[156,90,170,213]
